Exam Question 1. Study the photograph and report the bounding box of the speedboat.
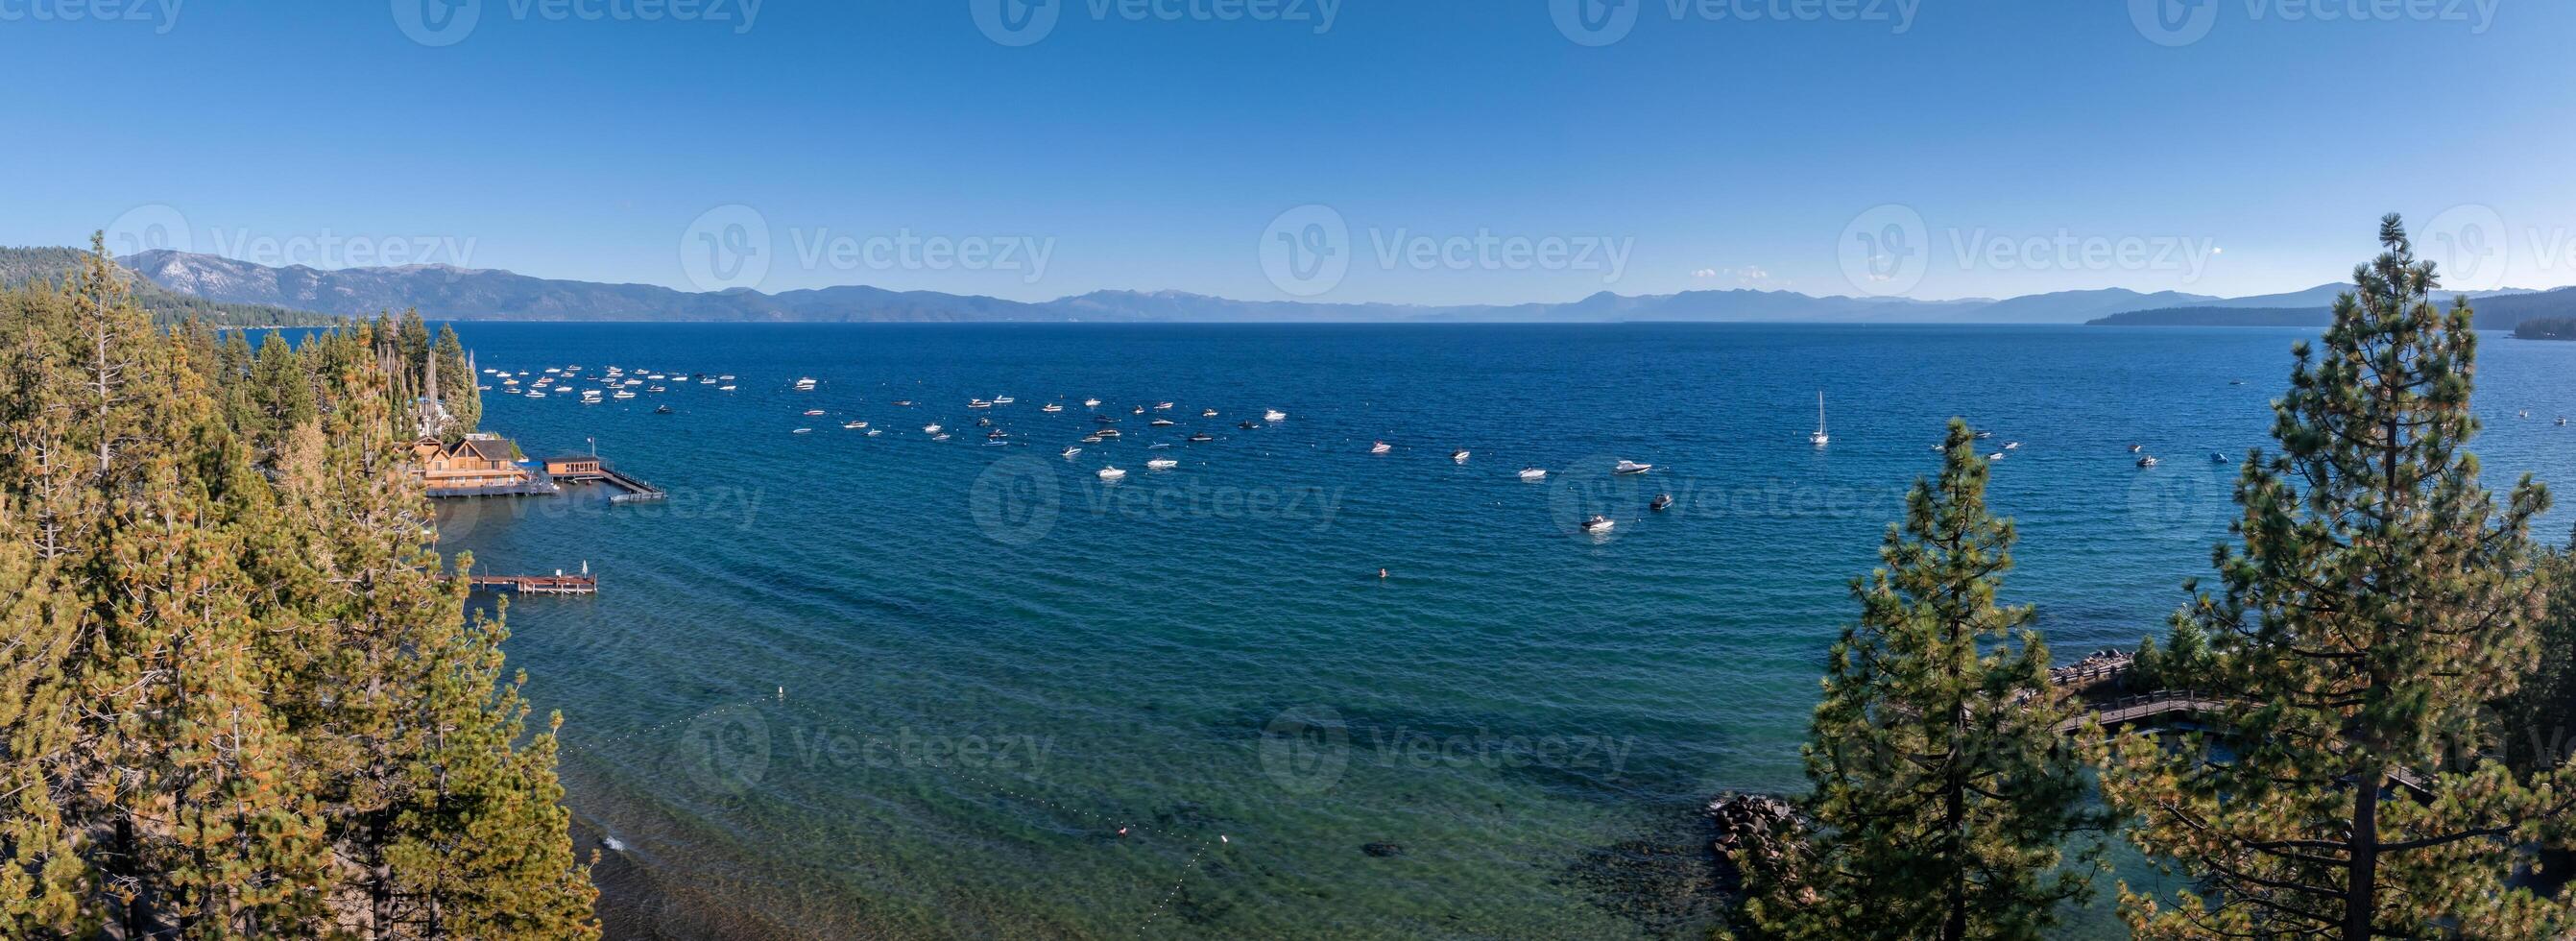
[613,390,636,399]
[1042,403,1063,413]
[1451,449,1469,463]
[794,377,817,391]
[1202,408,1218,417]
[1150,419,1175,427]
[1098,466,1127,480]
[968,399,992,409]
[2129,444,2144,453]
[1132,406,1145,414]
[1371,442,1392,455]
[544,367,561,374]
[1974,430,1994,440]
[843,421,868,429]
[2560,417,2569,427]
[1519,467,1546,481]
[932,433,951,442]
[1147,458,1178,470]
[718,385,737,391]
[1188,432,1214,443]
[1062,446,1082,458]
[924,423,943,434]
[1264,409,1287,422]
[975,418,992,426]
[581,390,604,403]
[987,430,1008,440]
[866,429,881,436]
[2004,442,2021,449]
[1988,452,2007,461]
[526,390,546,398]
[1581,516,1615,533]
[792,427,812,434]
[1650,495,1673,512]
[1095,428,1121,438]
[1081,434,1104,444]
[1154,402,1174,411]
[2210,452,2227,463]
[2136,456,2159,468]
[993,396,1015,404]
[803,409,826,416]
[1083,398,1101,407]
[647,385,665,393]
[893,399,913,406]
[1614,460,1651,474]
[700,377,717,384]
[654,404,673,415]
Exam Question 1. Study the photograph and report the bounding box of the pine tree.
[2102,215,2572,938]
[1737,419,2100,940]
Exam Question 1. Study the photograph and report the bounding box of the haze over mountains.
[107,248,2574,326]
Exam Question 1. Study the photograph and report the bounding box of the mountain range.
[95,248,2576,327]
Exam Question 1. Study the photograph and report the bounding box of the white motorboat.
[1519,467,1546,481]
[1083,398,1101,407]
[993,396,1015,404]
[968,399,992,409]
[718,384,737,391]
[1264,409,1287,422]
[1098,466,1127,480]
[1451,449,1470,463]
[1146,458,1178,470]
[1062,446,1082,458]
[1042,403,1063,412]
[613,390,636,399]
[1371,442,1392,455]
[843,421,868,429]
[803,409,826,416]
[792,427,812,434]
[932,433,951,442]
[1614,460,1651,474]
[794,377,818,391]
[2136,456,2159,468]
[924,423,943,434]
[1154,402,1174,411]
[1201,408,1218,417]
[1581,515,1616,533]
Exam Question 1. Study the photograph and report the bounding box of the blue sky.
[3,0,2570,304]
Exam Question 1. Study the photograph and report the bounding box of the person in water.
[1378,568,1389,580]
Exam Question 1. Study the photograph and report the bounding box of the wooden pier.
[543,455,665,503]
[469,571,599,594]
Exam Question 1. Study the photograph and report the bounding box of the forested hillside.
[0,242,592,938]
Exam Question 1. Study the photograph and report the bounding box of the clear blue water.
[427,323,2576,939]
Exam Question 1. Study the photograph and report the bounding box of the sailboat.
[1809,391,1830,447]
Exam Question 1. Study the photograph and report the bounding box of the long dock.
[469,572,599,594]
[599,466,666,503]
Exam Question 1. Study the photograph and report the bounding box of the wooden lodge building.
[413,434,552,495]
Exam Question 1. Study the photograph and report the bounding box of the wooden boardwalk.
[468,572,599,594]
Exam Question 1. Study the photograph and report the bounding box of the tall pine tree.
[2102,215,2573,938]
[1737,419,2100,940]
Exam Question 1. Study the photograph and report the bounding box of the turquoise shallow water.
[427,323,2576,939]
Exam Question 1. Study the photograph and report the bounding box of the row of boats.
[483,364,737,401]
